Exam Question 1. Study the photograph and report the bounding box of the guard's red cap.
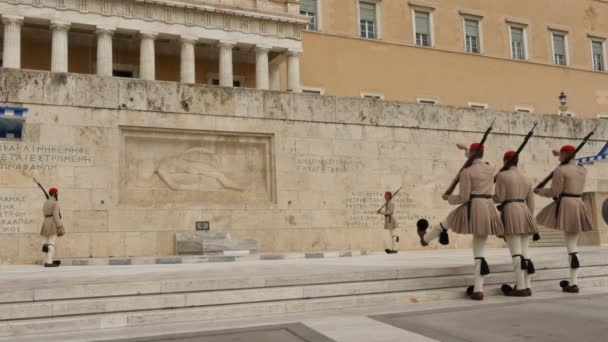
[49,188,58,195]
[504,151,516,159]
[560,145,576,153]
[469,143,484,152]
[385,191,392,198]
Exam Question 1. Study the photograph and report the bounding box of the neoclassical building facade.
[0,0,306,91]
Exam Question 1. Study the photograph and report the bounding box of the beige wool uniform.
[493,167,538,235]
[536,161,594,233]
[379,201,398,230]
[445,159,504,236]
[40,198,62,237]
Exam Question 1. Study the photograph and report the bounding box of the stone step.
[41,250,369,267]
[1,274,606,338]
[2,263,607,321]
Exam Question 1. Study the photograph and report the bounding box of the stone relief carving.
[120,128,275,207]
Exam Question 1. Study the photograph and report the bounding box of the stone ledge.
[49,250,370,266]
[2,68,606,141]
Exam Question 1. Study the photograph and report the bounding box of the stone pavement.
[2,246,608,341]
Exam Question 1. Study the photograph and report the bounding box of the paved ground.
[374,292,608,342]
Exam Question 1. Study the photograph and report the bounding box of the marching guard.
[378,190,400,254]
[418,139,504,300]
[494,150,538,296]
[40,187,65,267]
[534,145,595,293]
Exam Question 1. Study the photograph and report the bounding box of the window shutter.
[415,11,430,35]
[360,2,376,22]
[300,0,317,14]
[553,34,565,55]
[465,19,478,37]
[511,27,523,42]
[592,41,603,55]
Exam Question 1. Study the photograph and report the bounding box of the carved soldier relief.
[120,128,275,207]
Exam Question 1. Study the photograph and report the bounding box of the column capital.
[50,21,71,31]
[2,15,24,25]
[180,35,198,44]
[140,31,158,39]
[286,47,303,56]
[96,26,116,35]
[255,45,272,53]
[218,40,236,49]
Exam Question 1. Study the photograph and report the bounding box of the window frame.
[302,86,326,95]
[357,0,381,40]
[514,106,534,113]
[468,102,488,109]
[300,0,322,31]
[550,31,569,66]
[508,23,528,61]
[411,8,434,47]
[361,91,385,100]
[590,38,606,72]
[559,111,576,118]
[417,97,438,105]
[462,16,483,54]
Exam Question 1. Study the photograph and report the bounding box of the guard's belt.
[555,193,583,218]
[467,195,492,221]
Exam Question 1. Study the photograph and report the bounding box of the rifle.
[444,119,495,196]
[535,123,600,190]
[377,186,403,213]
[494,121,538,182]
[33,177,50,199]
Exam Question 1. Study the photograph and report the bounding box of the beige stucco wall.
[299,0,608,116]
[1,69,607,264]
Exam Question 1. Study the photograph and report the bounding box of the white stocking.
[391,229,399,251]
[473,235,488,293]
[506,235,525,290]
[564,232,580,286]
[423,221,448,244]
[45,234,57,265]
[521,234,532,289]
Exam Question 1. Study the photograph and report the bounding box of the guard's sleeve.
[493,173,505,204]
[52,202,63,228]
[526,184,535,213]
[448,171,471,205]
[537,167,564,198]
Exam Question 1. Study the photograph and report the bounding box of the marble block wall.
[1,68,607,264]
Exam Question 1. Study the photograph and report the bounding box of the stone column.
[269,64,281,91]
[218,41,235,87]
[180,36,197,84]
[287,50,302,93]
[2,15,23,69]
[51,21,70,73]
[139,32,157,81]
[96,27,114,77]
[255,46,270,90]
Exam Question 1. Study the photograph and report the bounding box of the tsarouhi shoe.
[501,284,530,297]
[391,250,398,254]
[385,249,391,254]
[44,263,59,268]
[560,280,579,293]
[53,260,61,266]
[470,292,484,300]
[525,288,532,296]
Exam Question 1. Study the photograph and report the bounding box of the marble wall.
[1,68,607,264]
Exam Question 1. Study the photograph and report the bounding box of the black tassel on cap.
[569,253,580,269]
[416,219,429,232]
[439,224,449,245]
[475,257,490,276]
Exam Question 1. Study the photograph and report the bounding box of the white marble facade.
[0,0,306,91]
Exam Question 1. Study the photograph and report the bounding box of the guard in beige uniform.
[535,145,594,293]
[378,191,399,254]
[418,143,504,300]
[40,187,64,267]
[494,151,538,297]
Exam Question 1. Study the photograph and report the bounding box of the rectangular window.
[510,26,526,60]
[464,19,480,53]
[468,102,488,109]
[417,98,438,105]
[359,2,376,39]
[415,11,431,46]
[361,92,384,100]
[515,106,534,113]
[300,0,318,31]
[113,70,134,78]
[552,33,567,65]
[592,40,605,72]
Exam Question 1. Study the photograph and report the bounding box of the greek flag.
[577,143,608,165]
[0,106,28,117]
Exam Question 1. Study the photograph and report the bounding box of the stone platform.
[1,247,608,340]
